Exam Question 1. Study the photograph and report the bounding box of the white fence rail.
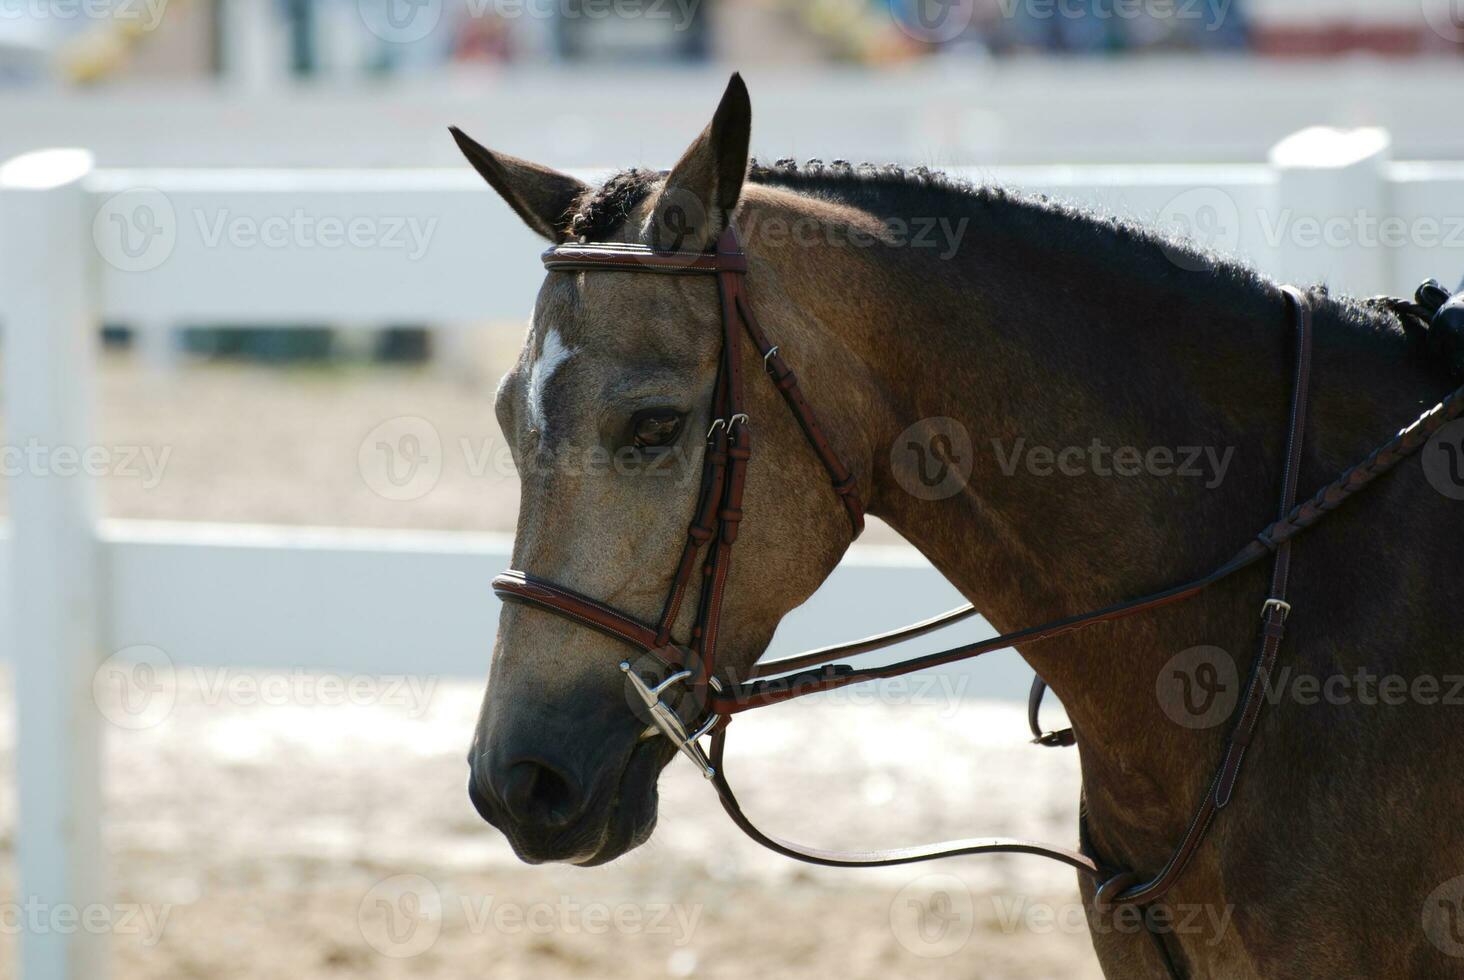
[9,62,1464,170]
[3,126,1464,978]
[85,137,1464,335]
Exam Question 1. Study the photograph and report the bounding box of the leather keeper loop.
[1093,872,1143,912]
[720,508,744,544]
[714,250,748,273]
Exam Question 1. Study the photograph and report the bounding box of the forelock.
[567,168,665,243]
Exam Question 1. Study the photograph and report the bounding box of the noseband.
[492,223,1464,914]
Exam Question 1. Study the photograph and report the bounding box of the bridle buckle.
[620,661,719,779]
[1261,598,1291,622]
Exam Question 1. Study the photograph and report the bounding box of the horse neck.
[753,184,1425,852]
[761,192,1297,623]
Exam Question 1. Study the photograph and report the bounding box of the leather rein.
[491,223,1464,909]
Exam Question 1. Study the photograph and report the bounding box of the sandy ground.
[0,352,1101,978]
[0,672,1101,980]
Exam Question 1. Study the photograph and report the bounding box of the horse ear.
[449,127,587,243]
[651,73,751,251]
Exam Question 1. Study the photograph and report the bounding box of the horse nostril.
[499,758,582,829]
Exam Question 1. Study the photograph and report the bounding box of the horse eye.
[631,410,684,449]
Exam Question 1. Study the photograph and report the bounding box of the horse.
[456,74,1464,977]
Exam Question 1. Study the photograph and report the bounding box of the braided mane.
[564,158,1461,385]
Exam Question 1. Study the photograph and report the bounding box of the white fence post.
[132,322,182,375]
[0,150,107,980]
[1270,126,1393,296]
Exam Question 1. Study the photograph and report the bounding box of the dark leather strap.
[542,242,743,275]
[705,726,1104,874]
[748,602,982,679]
[1027,677,1075,747]
[713,539,1273,712]
[1094,285,1313,908]
[493,569,670,661]
[733,293,866,536]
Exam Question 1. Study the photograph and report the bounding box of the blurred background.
[1,1,1463,978]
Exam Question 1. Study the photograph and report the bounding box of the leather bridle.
[492,222,1464,913]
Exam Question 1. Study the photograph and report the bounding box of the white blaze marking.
[527,327,577,430]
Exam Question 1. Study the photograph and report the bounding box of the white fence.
[3,125,1464,978]
[9,62,1464,170]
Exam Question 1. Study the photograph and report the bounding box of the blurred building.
[0,0,1460,91]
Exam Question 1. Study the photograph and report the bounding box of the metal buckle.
[1261,598,1291,621]
[1031,727,1075,748]
[621,661,720,779]
[728,413,749,431]
[763,345,780,369]
[706,418,726,439]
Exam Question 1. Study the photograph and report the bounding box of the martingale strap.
[491,224,1464,907]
